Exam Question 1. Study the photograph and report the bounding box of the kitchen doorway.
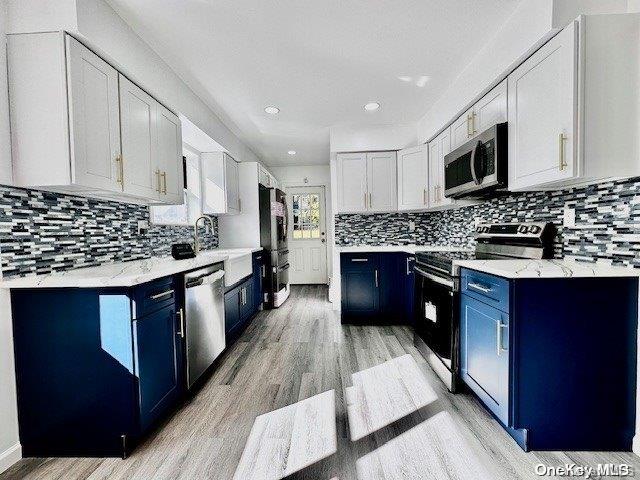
[287,186,328,284]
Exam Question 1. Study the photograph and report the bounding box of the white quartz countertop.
[337,245,472,254]
[454,258,640,279]
[0,247,263,289]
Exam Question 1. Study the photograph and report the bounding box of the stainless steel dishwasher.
[184,264,226,389]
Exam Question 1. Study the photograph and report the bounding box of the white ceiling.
[107,0,521,166]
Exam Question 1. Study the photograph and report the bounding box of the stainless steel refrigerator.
[259,185,290,308]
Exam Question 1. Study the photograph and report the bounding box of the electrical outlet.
[137,220,149,235]
[408,221,416,232]
[563,207,576,228]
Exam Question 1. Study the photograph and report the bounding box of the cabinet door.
[428,129,454,209]
[224,154,241,214]
[134,305,179,431]
[155,104,184,205]
[240,281,254,322]
[397,145,428,211]
[508,22,577,191]
[474,79,507,134]
[119,75,160,200]
[65,36,121,192]
[450,108,473,150]
[224,287,241,335]
[336,153,368,213]
[253,253,264,312]
[460,294,509,424]
[366,152,397,212]
[341,266,379,319]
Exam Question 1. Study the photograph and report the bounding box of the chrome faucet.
[193,215,214,255]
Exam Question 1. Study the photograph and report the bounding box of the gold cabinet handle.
[161,171,167,194]
[155,169,161,193]
[368,192,372,208]
[558,133,567,171]
[471,112,477,134]
[423,188,427,205]
[466,114,472,137]
[364,192,367,208]
[115,155,124,188]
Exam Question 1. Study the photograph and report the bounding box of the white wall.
[271,165,334,286]
[0,1,20,473]
[330,124,417,153]
[630,0,640,12]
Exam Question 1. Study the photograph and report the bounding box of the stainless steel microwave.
[444,123,507,199]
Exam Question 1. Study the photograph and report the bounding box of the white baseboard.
[633,435,640,457]
[0,443,21,474]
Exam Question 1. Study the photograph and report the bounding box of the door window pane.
[291,193,320,240]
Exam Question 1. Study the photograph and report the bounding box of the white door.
[397,145,428,211]
[119,74,160,199]
[65,36,121,192]
[508,21,577,191]
[450,108,473,150]
[287,186,327,284]
[475,79,508,134]
[224,154,241,214]
[155,104,184,205]
[336,153,367,213]
[366,151,397,212]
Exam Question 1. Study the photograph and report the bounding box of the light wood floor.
[3,285,640,479]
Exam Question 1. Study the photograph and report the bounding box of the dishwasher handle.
[186,270,225,288]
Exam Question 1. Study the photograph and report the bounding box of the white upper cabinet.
[155,104,184,204]
[258,165,277,188]
[508,15,640,191]
[450,108,474,151]
[366,152,397,212]
[119,75,159,200]
[508,24,576,190]
[200,152,241,215]
[428,128,454,210]
[450,81,508,151]
[65,36,122,193]
[336,153,368,213]
[336,152,397,213]
[475,79,507,134]
[7,32,184,205]
[397,145,428,211]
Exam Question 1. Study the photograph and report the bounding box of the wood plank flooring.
[3,285,640,480]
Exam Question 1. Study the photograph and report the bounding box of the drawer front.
[134,276,177,318]
[461,268,510,313]
[340,253,379,270]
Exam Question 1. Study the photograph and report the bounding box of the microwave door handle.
[470,141,481,186]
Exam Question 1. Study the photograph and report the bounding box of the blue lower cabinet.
[252,251,265,311]
[224,276,258,343]
[134,305,180,432]
[341,252,414,324]
[10,276,185,457]
[459,268,637,452]
[460,294,509,424]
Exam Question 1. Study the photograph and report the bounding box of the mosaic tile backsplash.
[0,186,218,278]
[335,177,640,268]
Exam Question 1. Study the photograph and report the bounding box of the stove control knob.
[476,226,483,233]
[529,225,541,234]
[517,225,528,234]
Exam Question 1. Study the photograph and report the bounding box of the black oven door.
[414,267,455,369]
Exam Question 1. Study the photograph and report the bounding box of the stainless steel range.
[413,222,555,392]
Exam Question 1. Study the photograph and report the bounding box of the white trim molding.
[0,443,21,474]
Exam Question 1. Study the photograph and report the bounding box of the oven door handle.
[414,266,454,289]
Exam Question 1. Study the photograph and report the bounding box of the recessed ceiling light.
[288,150,296,155]
[364,102,380,111]
[264,106,280,115]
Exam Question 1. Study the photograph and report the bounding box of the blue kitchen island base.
[460,268,637,452]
